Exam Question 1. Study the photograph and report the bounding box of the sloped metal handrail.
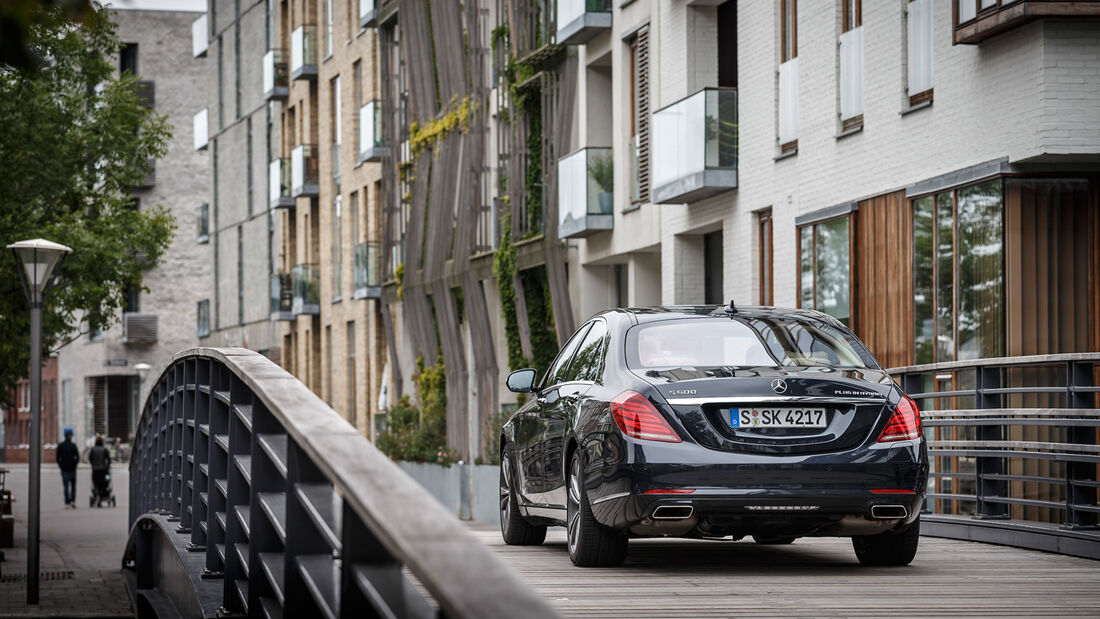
[888,353,1100,559]
[125,348,558,618]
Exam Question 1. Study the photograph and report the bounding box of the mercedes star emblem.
[771,378,788,394]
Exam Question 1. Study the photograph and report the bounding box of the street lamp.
[8,238,71,605]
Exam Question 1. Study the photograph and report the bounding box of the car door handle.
[536,396,549,406]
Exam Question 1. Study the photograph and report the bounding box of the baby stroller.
[90,468,117,508]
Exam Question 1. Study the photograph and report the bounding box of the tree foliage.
[375,355,458,466]
[0,2,174,400]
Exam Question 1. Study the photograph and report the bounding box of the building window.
[778,0,799,153]
[197,300,211,338]
[333,194,342,300]
[353,60,362,156]
[198,203,209,243]
[237,225,244,325]
[798,216,850,326]
[838,0,863,131]
[907,0,934,106]
[217,36,224,129]
[758,210,773,305]
[325,324,333,405]
[346,320,356,426]
[332,76,342,186]
[913,179,1004,364]
[120,43,138,75]
[235,24,242,119]
[246,118,253,216]
[325,0,334,58]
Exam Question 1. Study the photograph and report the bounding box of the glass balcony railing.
[291,144,319,197]
[291,264,320,315]
[358,100,386,163]
[270,272,294,321]
[651,87,738,204]
[557,147,613,239]
[263,49,289,100]
[269,158,293,208]
[359,0,377,28]
[556,0,612,45]
[290,24,318,80]
[192,14,208,58]
[352,241,383,299]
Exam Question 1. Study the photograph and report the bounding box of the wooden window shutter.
[634,26,650,203]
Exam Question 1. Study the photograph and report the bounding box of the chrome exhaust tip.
[871,504,908,519]
[652,505,694,520]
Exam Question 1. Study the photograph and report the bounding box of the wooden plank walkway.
[469,526,1100,618]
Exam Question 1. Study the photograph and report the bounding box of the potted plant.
[587,151,614,214]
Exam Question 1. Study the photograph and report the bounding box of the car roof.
[594,305,847,329]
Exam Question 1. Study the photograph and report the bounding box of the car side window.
[565,320,608,383]
[541,324,591,389]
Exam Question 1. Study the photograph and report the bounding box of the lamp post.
[8,238,72,605]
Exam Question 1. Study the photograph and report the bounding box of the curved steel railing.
[889,353,1100,559]
[125,348,558,618]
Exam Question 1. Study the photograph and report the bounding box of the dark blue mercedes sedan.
[499,305,928,567]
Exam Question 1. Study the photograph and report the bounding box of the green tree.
[0,2,174,401]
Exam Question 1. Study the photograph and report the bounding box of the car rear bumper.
[583,437,928,538]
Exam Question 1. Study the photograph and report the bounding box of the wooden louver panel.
[634,27,650,204]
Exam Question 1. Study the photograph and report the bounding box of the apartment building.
[193,1,284,363]
[53,6,211,448]
[261,0,387,436]
[374,0,1100,466]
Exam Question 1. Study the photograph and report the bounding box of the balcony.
[193,108,208,150]
[192,14,207,57]
[353,241,383,299]
[557,147,613,239]
[263,49,289,101]
[358,101,387,163]
[359,0,377,28]
[291,264,320,316]
[651,87,737,204]
[556,0,611,45]
[954,0,1100,44]
[269,158,294,208]
[270,272,294,321]
[291,144,319,198]
[122,312,158,344]
[290,25,318,81]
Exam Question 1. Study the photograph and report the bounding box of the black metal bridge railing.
[123,348,559,618]
[889,353,1100,560]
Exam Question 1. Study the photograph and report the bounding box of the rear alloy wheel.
[499,445,546,546]
[567,453,627,567]
[852,516,921,566]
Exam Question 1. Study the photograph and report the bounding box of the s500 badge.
[668,389,696,395]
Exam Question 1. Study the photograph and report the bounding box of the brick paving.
[0,464,133,617]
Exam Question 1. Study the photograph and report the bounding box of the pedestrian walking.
[88,435,111,507]
[56,429,80,508]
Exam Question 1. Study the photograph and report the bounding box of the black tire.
[852,517,921,566]
[567,452,627,567]
[499,445,547,546]
[752,535,796,545]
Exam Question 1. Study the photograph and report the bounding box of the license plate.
[728,407,827,429]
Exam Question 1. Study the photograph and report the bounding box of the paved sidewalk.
[1,464,133,617]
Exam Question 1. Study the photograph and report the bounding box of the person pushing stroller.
[88,435,115,508]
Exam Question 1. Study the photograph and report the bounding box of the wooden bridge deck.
[470,527,1100,618]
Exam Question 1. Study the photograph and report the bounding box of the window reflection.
[798,217,850,327]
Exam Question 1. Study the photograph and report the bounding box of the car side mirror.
[506,368,537,393]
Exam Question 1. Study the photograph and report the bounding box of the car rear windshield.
[626,316,876,369]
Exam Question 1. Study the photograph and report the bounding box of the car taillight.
[610,390,682,443]
[877,395,922,443]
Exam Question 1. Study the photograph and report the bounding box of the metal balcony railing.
[352,241,382,299]
[888,353,1100,560]
[290,25,318,80]
[291,145,319,198]
[263,49,289,101]
[291,264,319,315]
[269,158,294,208]
[557,147,613,239]
[269,273,293,321]
[651,87,738,204]
[123,349,559,618]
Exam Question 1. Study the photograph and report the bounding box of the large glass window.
[798,216,850,326]
[912,179,1004,364]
